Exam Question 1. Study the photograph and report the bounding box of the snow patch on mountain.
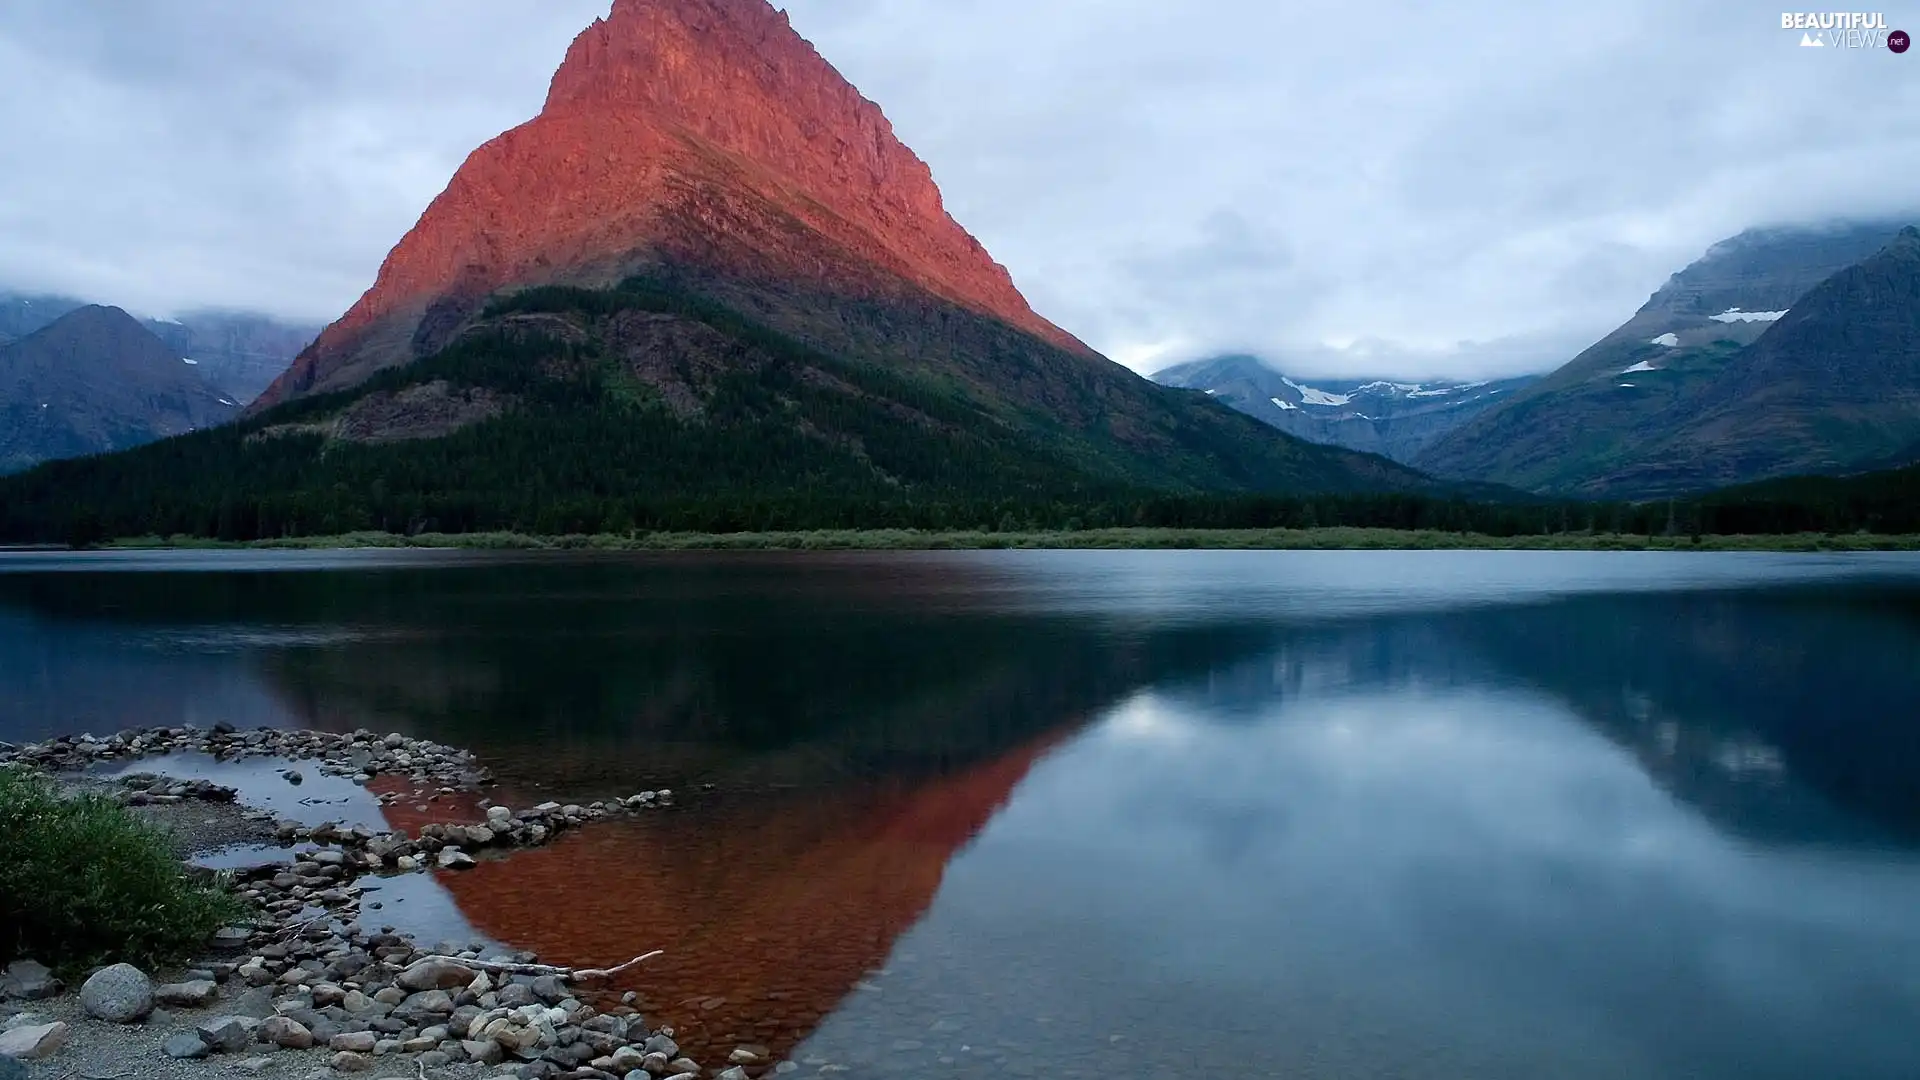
[1408,381,1488,398]
[1620,360,1659,374]
[1270,397,1299,411]
[1650,333,1679,347]
[1709,308,1788,323]
[1281,377,1352,407]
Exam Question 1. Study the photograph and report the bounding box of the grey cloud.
[2,1,1916,377]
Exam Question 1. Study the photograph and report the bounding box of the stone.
[437,848,476,870]
[373,987,407,1006]
[419,1051,453,1068]
[465,1039,506,1065]
[0,962,60,1002]
[0,1022,67,1060]
[529,976,567,1005]
[330,1051,372,1073]
[398,989,455,1019]
[261,1016,316,1050]
[329,1032,377,1054]
[729,1046,767,1065]
[80,963,154,1023]
[714,1069,748,1080]
[0,1016,44,1034]
[609,1047,647,1073]
[486,806,513,826]
[233,986,278,1019]
[639,1053,670,1074]
[340,990,374,1014]
[163,1032,212,1060]
[198,1015,261,1053]
[642,1036,678,1060]
[155,979,219,1008]
[210,927,254,952]
[668,1059,701,1076]
[398,959,476,993]
[234,1056,276,1074]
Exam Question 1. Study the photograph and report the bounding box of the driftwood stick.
[404,949,663,981]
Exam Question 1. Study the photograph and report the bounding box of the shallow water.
[4,549,1919,1077]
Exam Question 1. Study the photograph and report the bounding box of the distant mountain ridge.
[1415,219,1920,494]
[0,305,238,474]
[1,289,319,405]
[1152,354,1539,463]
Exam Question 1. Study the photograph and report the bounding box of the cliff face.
[258,0,1084,409]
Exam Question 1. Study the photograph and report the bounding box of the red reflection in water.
[383,736,1058,1065]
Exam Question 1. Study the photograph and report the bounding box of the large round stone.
[79,963,154,1024]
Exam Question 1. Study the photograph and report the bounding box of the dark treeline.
[7,477,1919,548]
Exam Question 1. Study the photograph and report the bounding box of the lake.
[3,549,1919,1079]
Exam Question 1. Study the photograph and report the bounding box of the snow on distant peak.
[182,357,199,365]
[1270,397,1299,411]
[1280,377,1351,407]
[1650,333,1679,347]
[1353,380,1423,395]
[1620,360,1659,374]
[1709,308,1788,323]
[1408,381,1488,398]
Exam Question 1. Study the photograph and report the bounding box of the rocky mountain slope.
[1152,354,1538,463]
[1415,219,1917,494]
[144,313,324,404]
[0,306,239,474]
[2,290,318,404]
[1588,226,1920,493]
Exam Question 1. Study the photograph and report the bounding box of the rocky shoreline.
[0,726,777,1080]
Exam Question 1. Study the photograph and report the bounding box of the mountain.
[1415,219,1918,494]
[1152,354,1539,463]
[1591,227,1920,493]
[0,306,238,474]
[144,313,324,405]
[0,0,1436,542]
[1,289,318,404]
[0,293,87,345]
[252,0,1092,410]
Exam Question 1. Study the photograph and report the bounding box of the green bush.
[0,767,249,972]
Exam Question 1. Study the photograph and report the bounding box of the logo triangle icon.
[1800,31,1824,45]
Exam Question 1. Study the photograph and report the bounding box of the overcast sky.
[2,2,1917,378]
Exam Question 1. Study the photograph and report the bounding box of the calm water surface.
[3,549,1919,1078]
